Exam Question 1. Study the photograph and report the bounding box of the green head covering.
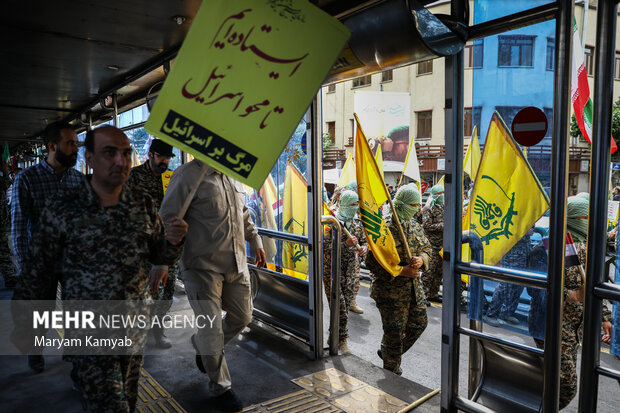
[576,192,589,201]
[429,185,444,208]
[392,185,422,222]
[336,190,359,223]
[567,196,589,242]
[346,181,357,192]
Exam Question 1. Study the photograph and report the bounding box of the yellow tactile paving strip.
[136,369,187,413]
[245,368,410,413]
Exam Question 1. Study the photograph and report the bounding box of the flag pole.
[354,113,412,261]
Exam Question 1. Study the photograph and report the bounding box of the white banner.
[354,91,411,164]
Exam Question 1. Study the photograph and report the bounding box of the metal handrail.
[456,262,548,289]
[256,227,308,244]
[321,215,342,356]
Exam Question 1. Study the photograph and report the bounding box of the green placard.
[146,0,350,189]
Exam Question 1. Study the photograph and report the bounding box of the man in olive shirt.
[159,159,265,413]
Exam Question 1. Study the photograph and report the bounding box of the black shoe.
[213,389,243,413]
[427,296,441,303]
[190,334,206,374]
[28,355,44,373]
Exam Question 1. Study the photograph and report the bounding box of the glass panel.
[465,18,555,338]
[473,0,554,26]
[244,117,308,281]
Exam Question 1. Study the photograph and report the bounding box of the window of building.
[326,121,335,143]
[585,46,595,76]
[498,35,535,67]
[546,37,554,71]
[381,70,393,83]
[543,107,553,138]
[495,106,526,133]
[615,52,620,80]
[416,111,432,140]
[352,75,371,88]
[464,39,483,68]
[327,84,336,93]
[464,107,482,137]
[417,60,433,75]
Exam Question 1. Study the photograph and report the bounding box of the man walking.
[11,122,82,372]
[128,138,177,348]
[13,126,187,412]
[160,159,265,413]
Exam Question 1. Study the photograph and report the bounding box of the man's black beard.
[55,150,77,168]
[150,158,167,174]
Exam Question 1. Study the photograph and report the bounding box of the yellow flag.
[282,163,309,278]
[161,170,174,195]
[337,153,356,187]
[258,174,278,262]
[354,113,402,277]
[463,112,549,265]
[375,144,384,180]
[464,126,481,181]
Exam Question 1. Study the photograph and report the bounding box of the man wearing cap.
[127,138,177,348]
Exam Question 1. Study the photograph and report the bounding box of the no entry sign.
[511,106,548,147]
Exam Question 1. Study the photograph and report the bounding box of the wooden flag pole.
[178,162,210,219]
[353,113,412,262]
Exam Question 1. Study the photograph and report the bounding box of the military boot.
[349,300,364,314]
[152,326,172,349]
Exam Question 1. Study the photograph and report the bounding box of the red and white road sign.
[511,106,548,147]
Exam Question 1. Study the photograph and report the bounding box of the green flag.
[2,143,9,162]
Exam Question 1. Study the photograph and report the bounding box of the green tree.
[570,97,620,160]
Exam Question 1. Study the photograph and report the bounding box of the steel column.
[544,1,573,411]
[308,99,324,360]
[578,1,618,411]
[440,0,465,409]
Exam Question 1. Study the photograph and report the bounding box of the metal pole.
[112,94,118,127]
[544,1,573,411]
[578,1,618,411]
[321,215,342,356]
[308,98,324,360]
[440,0,465,409]
[465,232,484,399]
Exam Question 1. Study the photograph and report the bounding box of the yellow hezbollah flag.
[162,170,174,195]
[258,174,278,262]
[464,126,481,182]
[337,153,356,187]
[463,112,549,265]
[354,113,402,276]
[375,144,384,180]
[282,163,309,278]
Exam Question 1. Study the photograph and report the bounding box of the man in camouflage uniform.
[323,190,366,352]
[483,232,532,326]
[529,197,612,409]
[0,160,17,288]
[422,185,444,300]
[366,186,432,375]
[127,138,177,348]
[13,126,187,413]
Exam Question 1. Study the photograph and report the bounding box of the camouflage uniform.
[0,175,16,286]
[486,235,531,321]
[13,177,183,413]
[422,203,444,299]
[128,161,177,318]
[366,217,432,373]
[531,241,612,409]
[323,218,365,342]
